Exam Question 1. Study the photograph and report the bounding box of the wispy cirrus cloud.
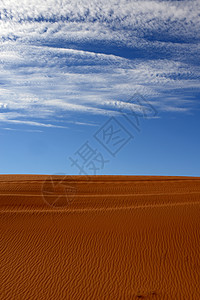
[2,127,43,132]
[0,0,199,128]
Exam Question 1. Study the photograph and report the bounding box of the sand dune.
[0,175,200,299]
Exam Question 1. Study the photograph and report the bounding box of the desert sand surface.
[0,175,200,299]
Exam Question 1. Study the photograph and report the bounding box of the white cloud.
[0,0,199,43]
[0,0,199,127]
[0,112,67,128]
[2,127,43,132]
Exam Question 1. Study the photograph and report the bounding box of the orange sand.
[0,175,200,299]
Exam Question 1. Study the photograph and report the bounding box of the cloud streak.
[0,0,199,127]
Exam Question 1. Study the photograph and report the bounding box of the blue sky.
[0,0,199,176]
